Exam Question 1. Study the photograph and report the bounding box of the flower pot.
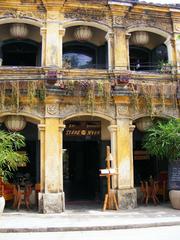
[169,190,180,209]
[0,196,5,214]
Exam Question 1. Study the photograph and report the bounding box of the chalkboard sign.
[168,160,180,190]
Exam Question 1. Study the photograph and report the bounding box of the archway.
[128,30,169,71]
[0,23,42,66]
[133,116,169,203]
[0,115,40,209]
[63,25,108,69]
[63,115,111,203]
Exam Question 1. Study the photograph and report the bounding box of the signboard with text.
[168,160,180,190]
[64,121,101,139]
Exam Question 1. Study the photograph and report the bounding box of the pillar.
[165,37,177,66]
[59,28,65,68]
[114,28,129,70]
[43,11,65,67]
[108,125,118,189]
[115,118,137,209]
[105,32,114,71]
[174,34,180,72]
[40,28,46,66]
[38,118,65,213]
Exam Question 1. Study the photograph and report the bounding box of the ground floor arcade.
[0,113,170,213]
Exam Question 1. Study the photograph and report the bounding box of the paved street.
[1,226,180,240]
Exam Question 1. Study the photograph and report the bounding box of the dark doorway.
[63,140,100,201]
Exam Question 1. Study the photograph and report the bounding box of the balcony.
[0,66,178,105]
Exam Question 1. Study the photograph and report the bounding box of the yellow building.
[0,0,179,213]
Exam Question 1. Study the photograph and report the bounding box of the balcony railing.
[130,62,176,74]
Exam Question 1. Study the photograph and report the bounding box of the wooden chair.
[157,171,168,202]
[35,183,41,207]
[140,181,147,204]
[13,184,32,210]
[145,181,159,205]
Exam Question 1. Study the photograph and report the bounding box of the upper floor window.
[63,44,94,69]
[2,40,41,66]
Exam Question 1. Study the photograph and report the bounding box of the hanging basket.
[4,115,26,132]
[131,31,149,46]
[135,117,153,132]
[10,23,29,39]
[74,26,93,42]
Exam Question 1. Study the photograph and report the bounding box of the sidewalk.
[1,203,180,233]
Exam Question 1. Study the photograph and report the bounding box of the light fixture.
[131,31,149,46]
[10,23,29,39]
[4,115,26,132]
[74,26,93,42]
[135,117,153,132]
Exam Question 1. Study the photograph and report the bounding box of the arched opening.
[63,115,110,204]
[63,26,107,69]
[0,116,40,210]
[0,23,41,67]
[133,117,168,203]
[129,31,168,71]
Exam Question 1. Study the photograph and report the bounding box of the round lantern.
[131,31,149,46]
[4,115,26,132]
[74,26,93,42]
[10,23,29,39]
[135,117,153,132]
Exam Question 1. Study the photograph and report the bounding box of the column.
[175,34,180,72]
[59,122,65,192]
[108,125,118,189]
[40,28,46,66]
[115,118,137,209]
[38,124,45,192]
[59,28,65,68]
[44,12,65,67]
[165,37,177,66]
[38,118,65,213]
[105,32,114,71]
[129,124,135,188]
[114,28,128,70]
[126,33,131,70]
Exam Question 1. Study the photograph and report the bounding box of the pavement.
[1,202,180,233]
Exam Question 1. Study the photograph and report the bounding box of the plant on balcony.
[130,81,177,116]
[0,80,46,110]
[0,130,28,213]
[158,60,172,74]
[63,79,111,111]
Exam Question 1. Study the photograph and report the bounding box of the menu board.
[168,160,180,190]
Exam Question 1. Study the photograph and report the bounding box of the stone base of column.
[38,192,65,213]
[116,188,137,209]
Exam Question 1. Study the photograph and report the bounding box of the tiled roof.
[108,0,180,9]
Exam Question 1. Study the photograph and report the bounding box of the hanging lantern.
[10,23,29,39]
[131,31,149,46]
[4,116,26,132]
[74,26,93,42]
[135,117,153,132]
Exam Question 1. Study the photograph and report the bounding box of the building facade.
[0,0,179,213]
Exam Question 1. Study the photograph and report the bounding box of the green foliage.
[143,119,180,161]
[0,130,28,182]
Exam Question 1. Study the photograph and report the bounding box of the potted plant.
[143,118,180,209]
[0,130,28,214]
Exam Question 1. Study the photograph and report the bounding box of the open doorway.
[63,120,101,202]
[63,140,100,201]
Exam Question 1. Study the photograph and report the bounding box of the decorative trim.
[0,9,45,21]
